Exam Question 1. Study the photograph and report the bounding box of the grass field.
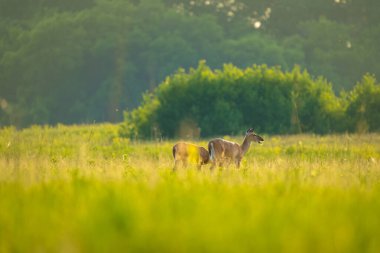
[1,124,380,253]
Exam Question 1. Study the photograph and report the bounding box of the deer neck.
[240,136,252,156]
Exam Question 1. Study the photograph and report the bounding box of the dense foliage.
[1,0,380,127]
[121,62,380,138]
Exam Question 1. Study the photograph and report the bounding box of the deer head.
[245,128,264,144]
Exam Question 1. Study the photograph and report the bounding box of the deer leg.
[196,158,202,171]
[210,160,216,171]
[173,160,180,172]
[218,157,225,168]
[235,160,240,169]
[225,159,233,168]
[182,159,188,168]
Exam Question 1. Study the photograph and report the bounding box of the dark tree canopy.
[0,0,379,129]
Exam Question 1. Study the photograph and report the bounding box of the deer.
[172,142,210,171]
[208,128,264,170]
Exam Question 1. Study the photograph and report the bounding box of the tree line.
[0,0,379,128]
[120,62,380,138]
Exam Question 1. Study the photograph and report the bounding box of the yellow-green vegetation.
[1,124,380,252]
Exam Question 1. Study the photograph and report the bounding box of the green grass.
[1,124,380,252]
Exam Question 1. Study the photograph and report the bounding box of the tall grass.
[1,125,380,252]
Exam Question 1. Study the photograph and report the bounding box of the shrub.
[346,74,380,133]
[120,62,377,139]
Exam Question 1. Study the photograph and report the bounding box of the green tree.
[220,33,304,71]
[346,74,380,133]
[298,17,365,91]
[1,0,379,129]
[121,62,348,139]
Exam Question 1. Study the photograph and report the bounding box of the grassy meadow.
[1,124,380,253]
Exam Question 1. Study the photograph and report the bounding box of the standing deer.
[172,142,210,171]
[208,128,263,169]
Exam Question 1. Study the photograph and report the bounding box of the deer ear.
[246,128,254,133]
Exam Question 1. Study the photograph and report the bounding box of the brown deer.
[172,142,210,171]
[208,128,263,170]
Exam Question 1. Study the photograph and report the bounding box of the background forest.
[0,0,379,135]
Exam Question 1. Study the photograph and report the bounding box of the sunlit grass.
[1,125,380,252]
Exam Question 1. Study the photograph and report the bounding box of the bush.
[346,74,380,133]
[120,62,378,139]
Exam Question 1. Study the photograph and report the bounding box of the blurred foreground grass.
[1,124,380,252]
